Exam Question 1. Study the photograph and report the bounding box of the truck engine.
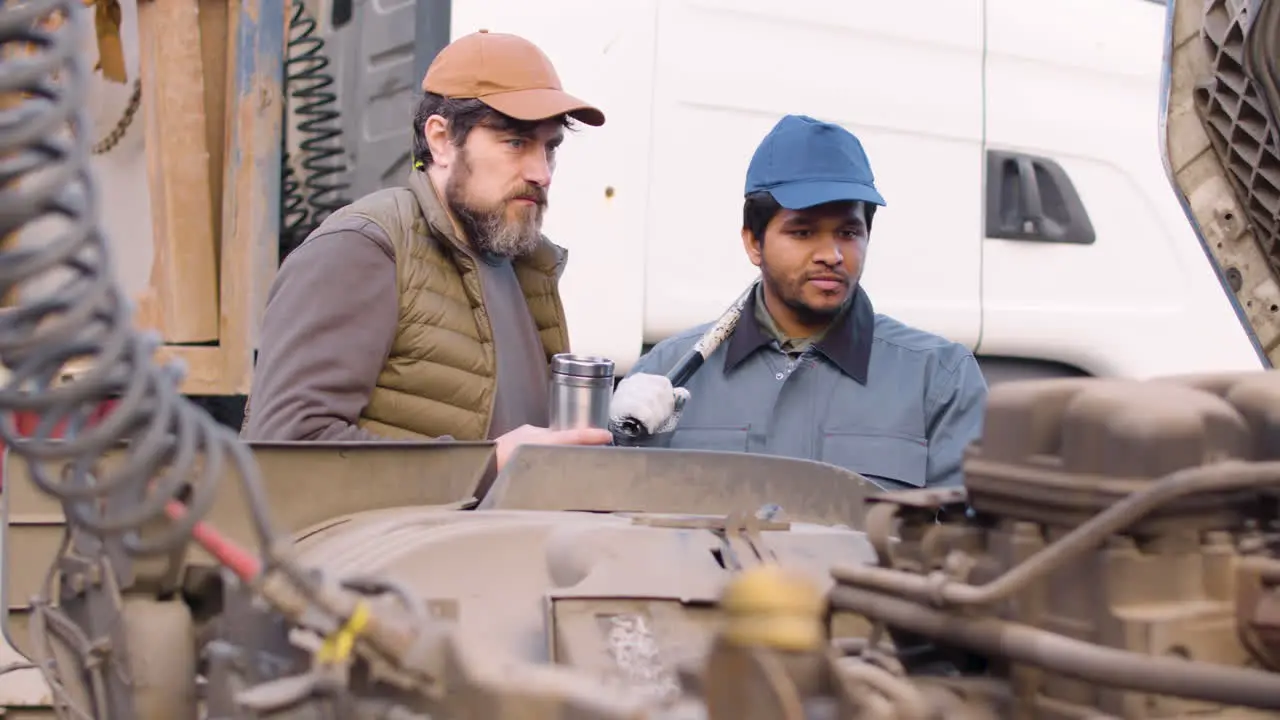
[0,1,1277,719]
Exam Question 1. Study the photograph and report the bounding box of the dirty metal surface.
[480,444,873,528]
[0,440,494,660]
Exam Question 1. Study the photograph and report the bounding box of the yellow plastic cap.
[719,565,825,652]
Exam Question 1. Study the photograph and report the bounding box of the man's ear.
[423,115,455,168]
[741,227,763,268]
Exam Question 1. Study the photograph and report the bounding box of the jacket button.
[775,372,784,380]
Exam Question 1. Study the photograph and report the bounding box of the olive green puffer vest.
[325,171,570,440]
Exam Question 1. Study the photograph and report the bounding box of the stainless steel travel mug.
[548,354,615,431]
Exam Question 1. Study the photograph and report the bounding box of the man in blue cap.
[609,114,988,489]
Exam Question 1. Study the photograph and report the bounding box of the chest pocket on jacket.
[820,432,928,490]
[669,425,750,453]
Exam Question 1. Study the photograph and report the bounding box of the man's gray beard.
[444,172,544,259]
[450,200,543,259]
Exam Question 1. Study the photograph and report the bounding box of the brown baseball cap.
[422,30,605,127]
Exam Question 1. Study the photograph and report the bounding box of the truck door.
[978,0,1261,377]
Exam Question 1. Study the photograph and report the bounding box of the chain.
[91,75,139,155]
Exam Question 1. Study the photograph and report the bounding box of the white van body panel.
[444,0,1261,377]
[57,0,1263,385]
[979,0,1261,377]
[449,0,654,371]
[451,0,986,369]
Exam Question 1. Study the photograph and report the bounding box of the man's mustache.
[508,185,547,206]
[803,271,849,284]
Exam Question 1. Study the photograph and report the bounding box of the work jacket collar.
[724,284,875,384]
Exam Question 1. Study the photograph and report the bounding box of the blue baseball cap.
[744,114,886,210]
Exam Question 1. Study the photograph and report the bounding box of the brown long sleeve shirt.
[242,216,551,442]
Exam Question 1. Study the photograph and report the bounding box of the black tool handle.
[610,280,758,442]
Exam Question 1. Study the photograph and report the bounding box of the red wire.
[164,500,261,581]
[3,400,262,583]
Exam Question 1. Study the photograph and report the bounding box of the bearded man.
[242,30,611,468]
[610,115,988,489]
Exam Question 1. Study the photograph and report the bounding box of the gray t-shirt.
[241,215,552,441]
[465,249,551,437]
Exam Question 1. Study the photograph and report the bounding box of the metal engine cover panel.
[288,507,877,681]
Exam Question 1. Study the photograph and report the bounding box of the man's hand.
[495,424,612,470]
[609,373,691,436]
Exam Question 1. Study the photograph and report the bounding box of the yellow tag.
[315,602,371,665]
[93,0,127,84]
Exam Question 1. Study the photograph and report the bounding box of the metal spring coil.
[280,149,310,259]
[0,0,287,672]
[0,5,430,717]
[285,0,350,228]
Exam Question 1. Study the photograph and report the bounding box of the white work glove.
[609,373,690,435]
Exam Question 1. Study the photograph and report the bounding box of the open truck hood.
[1163,0,1280,366]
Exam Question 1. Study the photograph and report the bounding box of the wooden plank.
[137,0,221,343]
[63,0,282,398]
[39,345,225,398]
[43,345,224,395]
[0,4,284,399]
[65,0,281,399]
[199,0,230,262]
[216,0,286,395]
[22,1,284,399]
[154,345,227,395]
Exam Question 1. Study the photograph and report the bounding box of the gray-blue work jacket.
[626,287,988,490]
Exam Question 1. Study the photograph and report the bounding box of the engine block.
[829,371,1280,719]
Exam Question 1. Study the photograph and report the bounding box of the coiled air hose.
[280,140,310,257]
[0,7,447,718]
[281,0,351,259]
[0,1,325,711]
[0,0,281,555]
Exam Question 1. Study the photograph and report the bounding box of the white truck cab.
[314,0,1267,382]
